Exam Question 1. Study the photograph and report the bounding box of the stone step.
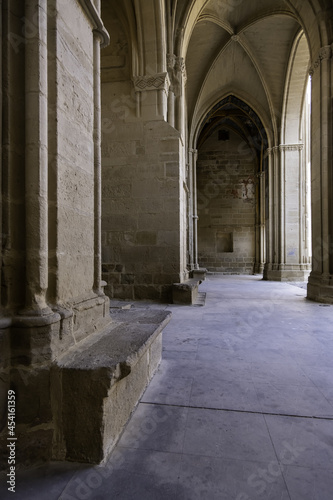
[172,279,201,305]
[57,309,171,464]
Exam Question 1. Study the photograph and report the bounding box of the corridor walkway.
[3,275,333,499]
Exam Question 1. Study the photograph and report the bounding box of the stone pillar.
[93,30,102,295]
[167,54,176,127]
[187,149,195,270]
[264,147,277,278]
[23,0,54,317]
[307,45,333,303]
[254,171,266,274]
[264,142,311,281]
[192,149,199,270]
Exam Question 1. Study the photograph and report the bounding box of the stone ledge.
[192,268,207,281]
[172,279,201,305]
[58,309,171,463]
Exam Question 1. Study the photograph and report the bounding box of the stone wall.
[101,120,185,301]
[197,130,257,274]
[48,0,95,303]
[0,0,111,468]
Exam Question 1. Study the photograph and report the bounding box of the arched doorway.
[195,96,268,275]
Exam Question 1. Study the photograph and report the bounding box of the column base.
[254,263,265,274]
[263,264,311,282]
[307,272,333,304]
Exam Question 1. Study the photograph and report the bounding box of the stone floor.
[2,275,333,500]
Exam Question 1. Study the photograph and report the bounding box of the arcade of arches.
[1,0,333,466]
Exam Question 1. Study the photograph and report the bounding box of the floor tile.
[265,414,333,470]
[190,376,261,412]
[283,466,333,500]
[254,382,333,417]
[61,470,183,500]
[250,361,314,387]
[300,366,333,388]
[183,408,277,462]
[61,449,183,500]
[141,372,193,405]
[117,403,188,453]
[0,462,87,500]
[179,455,290,500]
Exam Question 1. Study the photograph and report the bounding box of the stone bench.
[172,279,201,305]
[192,268,207,281]
[57,309,171,463]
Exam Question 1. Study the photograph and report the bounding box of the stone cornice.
[133,72,170,94]
[78,0,110,47]
[279,144,304,152]
[309,44,333,76]
[266,144,304,155]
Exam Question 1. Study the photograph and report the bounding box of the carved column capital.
[166,54,187,95]
[309,44,333,76]
[133,72,170,95]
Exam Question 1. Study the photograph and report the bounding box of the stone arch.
[192,95,269,274]
[191,92,271,153]
[281,31,311,145]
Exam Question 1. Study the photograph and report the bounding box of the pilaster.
[308,44,333,302]
[264,143,311,281]
[189,148,199,270]
[254,171,266,274]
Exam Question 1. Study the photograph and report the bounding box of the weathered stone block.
[134,285,161,300]
[135,231,157,246]
[10,368,52,426]
[0,429,53,472]
[113,285,134,300]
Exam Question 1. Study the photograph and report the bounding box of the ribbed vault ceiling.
[183,0,308,143]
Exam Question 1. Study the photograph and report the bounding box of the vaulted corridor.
[6,276,333,500]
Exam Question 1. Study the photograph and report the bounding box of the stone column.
[167,54,176,127]
[191,148,199,270]
[175,56,186,138]
[23,0,54,317]
[307,45,333,303]
[264,147,278,278]
[187,149,195,270]
[93,30,102,295]
[255,171,266,274]
[264,142,311,281]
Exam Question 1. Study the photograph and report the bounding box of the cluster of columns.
[264,143,311,282]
